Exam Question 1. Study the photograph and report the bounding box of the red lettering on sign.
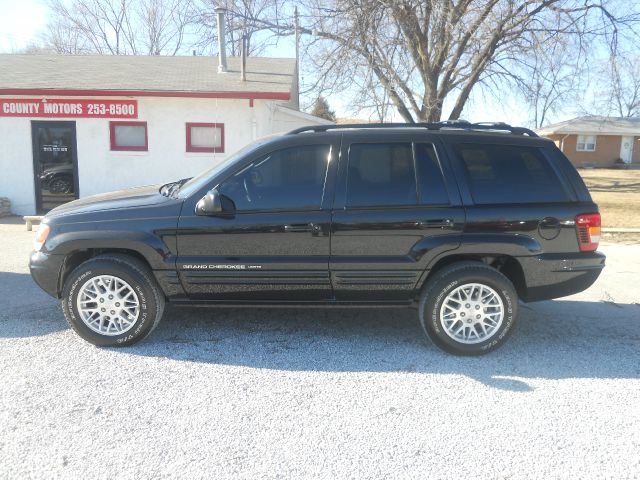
[0,99,138,118]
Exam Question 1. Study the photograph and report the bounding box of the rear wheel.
[418,262,518,355]
[61,254,165,346]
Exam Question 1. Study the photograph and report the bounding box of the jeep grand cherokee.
[29,122,605,355]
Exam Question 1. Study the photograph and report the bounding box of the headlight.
[33,223,50,251]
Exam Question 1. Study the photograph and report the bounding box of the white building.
[0,54,330,215]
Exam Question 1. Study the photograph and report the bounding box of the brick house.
[536,116,640,168]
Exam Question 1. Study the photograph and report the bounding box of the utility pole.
[294,6,300,109]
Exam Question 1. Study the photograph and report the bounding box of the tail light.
[575,213,601,252]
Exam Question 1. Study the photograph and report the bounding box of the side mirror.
[195,189,235,217]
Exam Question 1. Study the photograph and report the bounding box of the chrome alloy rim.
[76,275,140,336]
[439,283,504,344]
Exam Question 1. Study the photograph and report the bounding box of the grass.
[578,168,640,243]
[579,169,640,227]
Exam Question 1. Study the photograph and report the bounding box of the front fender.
[44,219,179,270]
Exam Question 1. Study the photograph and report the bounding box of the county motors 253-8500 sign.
[0,99,138,118]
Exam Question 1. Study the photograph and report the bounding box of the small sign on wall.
[0,98,138,118]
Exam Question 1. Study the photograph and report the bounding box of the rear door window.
[346,143,418,207]
[453,143,570,204]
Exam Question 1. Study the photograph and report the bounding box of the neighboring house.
[0,53,331,215]
[536,116,640,168]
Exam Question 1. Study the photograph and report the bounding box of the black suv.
[29,122,605,355]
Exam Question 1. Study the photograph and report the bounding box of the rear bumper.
[518,251,605,302]
[29,251,65,298]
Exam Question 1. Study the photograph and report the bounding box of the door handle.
[418,219,454,229]
[284,223,321,233]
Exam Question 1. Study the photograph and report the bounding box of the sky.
[0,0,47,52]
[0,0,555,127]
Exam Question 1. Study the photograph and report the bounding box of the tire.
[61,254,165,347]
[418,261,518,356]
[49,175,74,194]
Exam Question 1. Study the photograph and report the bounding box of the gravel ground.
[1,217,639,479]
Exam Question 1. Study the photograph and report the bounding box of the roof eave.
[0,88,290,100]
[537,128,639,136]
[274,104,334,125]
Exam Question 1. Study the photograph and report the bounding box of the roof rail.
[287,121,538,137]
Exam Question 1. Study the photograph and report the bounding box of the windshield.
[177,138,273,199]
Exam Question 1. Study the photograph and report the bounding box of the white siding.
[0,116,34,215]
[0,95,327,215]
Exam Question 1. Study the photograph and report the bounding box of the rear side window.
[346,143,417,207]
[453,143,570,204]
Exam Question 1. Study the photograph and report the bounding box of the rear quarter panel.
[433,132,604,301]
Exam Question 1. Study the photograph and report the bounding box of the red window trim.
[110,121,148,151]
[186,122,225,153]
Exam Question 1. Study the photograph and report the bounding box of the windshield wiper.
[159,182,176,197]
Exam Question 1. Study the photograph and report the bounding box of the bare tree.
[506,30,585,128]
[232,0,640,122]
[42,16,92,54]
[37,0,640,125]
[138,0,195,54]
[342,69,395,122]
[193,0,287,56]
[43,0,197,55]
[600,54,640,117]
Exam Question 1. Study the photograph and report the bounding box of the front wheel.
[61,254,165,346]
[418,262,518,356]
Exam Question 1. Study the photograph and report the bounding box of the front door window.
[218,144,331,211]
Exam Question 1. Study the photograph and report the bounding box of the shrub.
[613,157,629,169]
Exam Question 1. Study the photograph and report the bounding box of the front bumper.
[518,251,606,302]
[29,251,65,298]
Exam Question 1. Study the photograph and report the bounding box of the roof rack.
[287,120,538,137]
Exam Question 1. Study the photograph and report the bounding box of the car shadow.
[0,272,64,338]
[1,270,639,391]
[129,298,640,391]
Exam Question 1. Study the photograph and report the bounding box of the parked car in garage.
[39,164,75,194]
